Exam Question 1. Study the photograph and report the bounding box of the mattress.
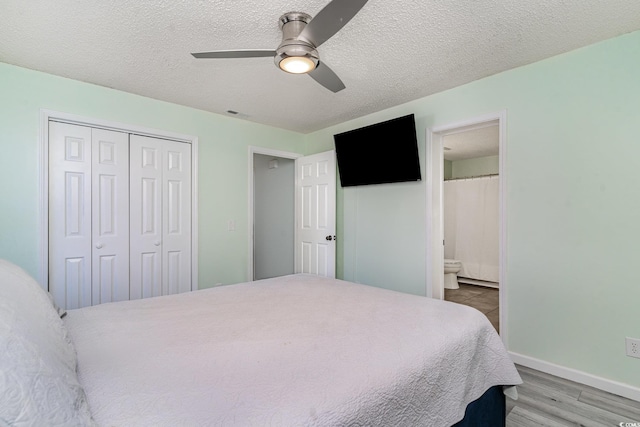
[64,274,521,426]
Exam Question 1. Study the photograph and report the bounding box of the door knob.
[154,240,161,246]
[95,243,104,249]
[325,235,336,241]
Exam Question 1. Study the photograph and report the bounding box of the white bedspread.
[64,274,521,426]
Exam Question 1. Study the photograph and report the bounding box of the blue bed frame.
[452,385,506,427]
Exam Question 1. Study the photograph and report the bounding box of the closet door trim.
[39,109,199,293]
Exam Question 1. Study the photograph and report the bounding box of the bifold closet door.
[49,122,130,309]
[129,135,192,299]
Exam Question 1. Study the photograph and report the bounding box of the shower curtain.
[443,176,499,283]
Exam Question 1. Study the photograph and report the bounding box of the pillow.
[0,259,95,426]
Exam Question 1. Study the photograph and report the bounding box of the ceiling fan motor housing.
[275,12,319,71]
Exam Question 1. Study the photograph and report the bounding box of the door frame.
[39,109,199,292]
[425,110,507,342]
[247,146,302,281]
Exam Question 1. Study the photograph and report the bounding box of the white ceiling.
[2,0,640,134]
[443,124,499,161]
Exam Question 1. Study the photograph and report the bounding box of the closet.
[48,121,192,310]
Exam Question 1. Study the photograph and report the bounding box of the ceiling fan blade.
[308,62,346,93]
[299,0,368,48]
[191,49,276,59]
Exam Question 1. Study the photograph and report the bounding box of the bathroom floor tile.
[466,299,498,314]
[444,285,499,333]
[443,293,474,304]
[485,308,500,333]
[456,284,486,296]
[472,290,499,307]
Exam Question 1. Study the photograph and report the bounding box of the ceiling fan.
[191,0,369,93]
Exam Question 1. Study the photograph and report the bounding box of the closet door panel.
[140,252,160,298]
[130,135,163,299]
[49,122,93,309]
[91,129,129,305]
[163,141,192,295]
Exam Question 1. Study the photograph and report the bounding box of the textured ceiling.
[2,0,640,133]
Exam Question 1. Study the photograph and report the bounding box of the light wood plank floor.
[507,364,640,426]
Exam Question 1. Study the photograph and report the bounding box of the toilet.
[444,259,462,290]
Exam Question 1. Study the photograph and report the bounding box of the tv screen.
[333,114,421,187]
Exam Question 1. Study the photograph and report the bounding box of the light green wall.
[305,31,640,388]
[450,155,499,179]
[444,159,453,180]
[0,62,304,287]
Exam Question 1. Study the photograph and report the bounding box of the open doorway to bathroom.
[426,112,506,338]
[442,122,500,332]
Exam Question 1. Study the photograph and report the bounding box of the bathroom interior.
[442,121,500,332]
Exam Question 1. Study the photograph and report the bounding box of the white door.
[162,138,192,295]
[295,150,336,277]
[91,128,130,305]
[49,122,93,309]
[50,124,193,309]
[49,122,129,309]
[130,135,192,298]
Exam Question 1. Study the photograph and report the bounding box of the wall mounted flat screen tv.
[334,114,421,187]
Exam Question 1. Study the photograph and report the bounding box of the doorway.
[248,147,300,281]
[253,153,295,280]
[426,111,507,339]
[248,147,337,281]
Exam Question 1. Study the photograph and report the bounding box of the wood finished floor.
[444,283,499,332]
[507,364,640,426]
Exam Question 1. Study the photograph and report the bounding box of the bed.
[1,259,521,426]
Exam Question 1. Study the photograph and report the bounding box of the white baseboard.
[457,277,499,288]
[509,352,640,402]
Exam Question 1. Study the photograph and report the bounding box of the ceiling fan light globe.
[279,56,316,74]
